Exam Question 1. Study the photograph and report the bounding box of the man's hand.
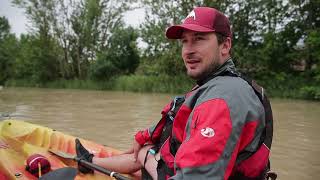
[132,139,142,162]
[122,139,142,162]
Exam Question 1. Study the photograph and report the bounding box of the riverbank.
[4,75,320,100]
[5,75,193,94]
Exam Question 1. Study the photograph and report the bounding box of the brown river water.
[0,87,319,180]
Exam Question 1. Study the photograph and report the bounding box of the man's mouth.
[186,59,201,68]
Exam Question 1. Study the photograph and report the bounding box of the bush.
[300,86,320,100]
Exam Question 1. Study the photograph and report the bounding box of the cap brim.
[166,24,215,39]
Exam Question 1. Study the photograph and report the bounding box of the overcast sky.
[0,0,145,36]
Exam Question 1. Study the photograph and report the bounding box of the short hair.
[216,33,228,45]
[216,32,232,55]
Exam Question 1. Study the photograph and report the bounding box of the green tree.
[90,26,140,80]
[13,0,131,80]
[13,0,61,83]
[0,16,18,84]
[288,0,320,70]
[13,34,35,80]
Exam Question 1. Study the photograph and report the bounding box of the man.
[76,7,275,180]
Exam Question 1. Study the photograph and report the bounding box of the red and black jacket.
[135,59,273,180]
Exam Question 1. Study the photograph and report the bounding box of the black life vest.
[149,95,185,150]
[228,73,274,180]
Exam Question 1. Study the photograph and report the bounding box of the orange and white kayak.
[0,119,133,180]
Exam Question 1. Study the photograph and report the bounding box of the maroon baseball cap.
[166,7,231,39]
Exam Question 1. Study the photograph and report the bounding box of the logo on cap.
[184,10,196,21]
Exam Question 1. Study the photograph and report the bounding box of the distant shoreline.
[4,75,319,101]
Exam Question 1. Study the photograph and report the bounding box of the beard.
[187,55,221,81]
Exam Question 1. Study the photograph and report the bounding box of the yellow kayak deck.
[0,119,132,180]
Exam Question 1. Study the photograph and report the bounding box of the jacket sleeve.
[135,102,172,146]
[170,98,261,180]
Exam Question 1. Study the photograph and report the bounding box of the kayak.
[0,119,133,180]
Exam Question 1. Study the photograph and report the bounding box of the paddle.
[39,167,77,180]
[49,149,131,180]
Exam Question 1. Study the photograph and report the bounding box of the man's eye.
[181,39,187,44]
[195,36,205,41]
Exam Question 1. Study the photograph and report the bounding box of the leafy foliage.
[1,0,319,99]
[12,0,132,79]
[89,26,140,80]
[0,17,17,84]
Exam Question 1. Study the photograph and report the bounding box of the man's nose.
[182,43,196,55]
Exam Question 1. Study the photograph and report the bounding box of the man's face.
[181,30,223,80]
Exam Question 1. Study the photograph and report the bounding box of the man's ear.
[220,37,232,56]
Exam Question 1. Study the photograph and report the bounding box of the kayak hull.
[0,119,132,180]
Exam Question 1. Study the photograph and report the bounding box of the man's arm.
[130,102,172,160]
[170,98,260,180]
[135,102,172,146]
